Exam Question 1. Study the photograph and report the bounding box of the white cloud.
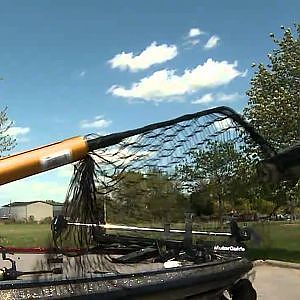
[183,39,200,48]
[0,164,81,204]
[95,146,150,166]
[217,92,243,101]
[192,92,243,105]
[188,28,204,38]
[108,42,178,72]
[189,39,200,46]
[204,35,220,49]
[108,59,243,102]
[0,177,69,204]
[192,93,214,104]
[241,69,248,77]
[7,126,30,137]
[183,28,204,49]
[80,116,112,129]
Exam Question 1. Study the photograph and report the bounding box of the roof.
[3,201,53,207]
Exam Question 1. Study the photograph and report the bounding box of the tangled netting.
[58,106,274,250]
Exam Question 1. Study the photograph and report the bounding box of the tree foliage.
[0,107,15,156]
[107,169,188,224]
[244,24,300,216]
[244,24,300,150]
[178,141,249,223]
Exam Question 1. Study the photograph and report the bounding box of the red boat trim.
[3,247,84,254]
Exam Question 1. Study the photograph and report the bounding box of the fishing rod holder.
[51,215,251,241]
[51,215,251,253]
[0,251,17,281]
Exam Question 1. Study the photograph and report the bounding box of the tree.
[190,190,214,216]
[109,171,148,222]
[244,24,300,218]
[178,141,247,226]
[145,169,187,223]
[244,24,300,150]
[45,200,61,205]
[0,107,15,156]
[107,169,188,224]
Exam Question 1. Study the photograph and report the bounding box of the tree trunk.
[218,193,224,229]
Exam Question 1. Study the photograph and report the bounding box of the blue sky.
[0,0,299,204]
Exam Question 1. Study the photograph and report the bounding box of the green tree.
[145,169,187,223]
[244,24,300,149]
[253,198,276,215]
[108,169,188,224]
[190,190,214,216]
[110,171,148,222]
[0,107,15,156]
[244,24,300,218]
[179,141,246,226]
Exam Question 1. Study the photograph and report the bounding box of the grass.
[0,221,299,263]
[0,223,51,248]
[247,222,300,263]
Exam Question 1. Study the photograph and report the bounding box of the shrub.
[28,215,36,223]
[40,217,52,224]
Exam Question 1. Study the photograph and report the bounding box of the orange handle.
[0,136,88,185]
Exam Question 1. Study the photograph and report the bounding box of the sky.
[0,0,299,205]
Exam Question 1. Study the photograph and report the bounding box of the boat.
[0,255,253,299]
[0,216,257,299]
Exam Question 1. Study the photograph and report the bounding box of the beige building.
[0,201,53,222]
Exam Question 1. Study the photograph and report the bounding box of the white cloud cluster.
[0,177,69,203]
[183,28,205,48]
[188,28,204,38]
[0,164,80,204]
[204,35,220,49]
[108,59,243,102]
[188,39,200,46]
[217,92,243,101]
[95,147,150,166]
[108,42,178,72]
[192,92,242,104]
[7,126,30,137]
[80,116,112,129]
[192,93,214,104]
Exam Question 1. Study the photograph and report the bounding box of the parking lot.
[251,263,300,299]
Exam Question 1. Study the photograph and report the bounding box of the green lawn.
[0,223,51,248]
[247,222,300,263]
[0,222,299,263]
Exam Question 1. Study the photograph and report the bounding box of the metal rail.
[67,222,232,237]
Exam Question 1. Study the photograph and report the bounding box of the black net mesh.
[58,106,273,251]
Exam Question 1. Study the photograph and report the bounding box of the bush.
[3,218,16,224]
[3,218,27,224]
[40,217,52,224]
[27,215,36,223]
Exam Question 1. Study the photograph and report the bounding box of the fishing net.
[55,106,274,252]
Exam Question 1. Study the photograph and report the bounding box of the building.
[0,201,54,222]
[53,203,64,217]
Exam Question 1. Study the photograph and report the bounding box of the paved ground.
[251,264,300,300]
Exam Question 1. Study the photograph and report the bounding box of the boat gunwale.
[0,257,252,290]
